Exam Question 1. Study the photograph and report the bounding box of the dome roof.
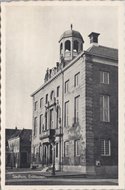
[59,30,84,42]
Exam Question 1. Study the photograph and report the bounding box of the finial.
[71,24,73,30]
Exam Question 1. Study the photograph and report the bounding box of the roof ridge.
[98,45,118,51]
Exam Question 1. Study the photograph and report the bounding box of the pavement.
[5,168,118,185]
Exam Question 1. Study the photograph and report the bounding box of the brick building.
[6,128,32,168]
[31,27,118,176]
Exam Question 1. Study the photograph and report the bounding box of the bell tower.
[59,25,84,62]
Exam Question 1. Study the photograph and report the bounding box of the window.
[34,101,38,111]
[65,80,69,93]
[65,40,71,51]
[73,40,79,52]
[100,71,109,84]
[56,143,58,157]
[39,114,43,134]
[45,94,48,104]
[74,72,80,87]
[64,141,69,157]
[50,108,54,129]
[74,139,80,156]
[40,98,43,108]
[74,96,80,123]
[56,106,59,129]
[100,95,110,122]
[65,101,69,127]
[50,90,54,101]
[45,112,47,130]
[100,139,111,156]
[34,117,37,136]
[57,86,60,97]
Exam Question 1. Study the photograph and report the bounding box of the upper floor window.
[50,90,55,101]
[40,98,43,108]
[74,72,80,87]
[39,114,43,134]
[64,141,69,157]
[100,95,110,122]
[60,43,63,54]
[74,96,80,123]
[34,117,37,136]
[100,71,109,84]
[45,94,48,104]
[65,80,69,93]
[100,139,111,156]
[64,101,69,127]
[34,101,38,111]
[57,86,60,97]
[56,143,58,158]
[74,139,80,156]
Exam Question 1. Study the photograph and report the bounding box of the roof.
[59,30,84,42]
[86,45,118,61]
[6,128,32,142]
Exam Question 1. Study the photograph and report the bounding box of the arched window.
[50,90,55,100]
[60,43,63,54]
[65,40,71,51]
[73,40,79,52]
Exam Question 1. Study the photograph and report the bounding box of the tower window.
[60,43,63,54]
[73,40,79,52]
[65,40,71,51]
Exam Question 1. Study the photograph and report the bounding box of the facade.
[6,128,32,168]
[31,27,118,176]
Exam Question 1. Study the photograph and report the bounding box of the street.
[6,170,118,185]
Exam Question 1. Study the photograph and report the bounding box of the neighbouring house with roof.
[31,26,118,176]
[6,128,32,168]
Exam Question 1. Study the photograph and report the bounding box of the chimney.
[88,32,100,46]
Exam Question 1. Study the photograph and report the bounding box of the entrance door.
[20,152,28,168]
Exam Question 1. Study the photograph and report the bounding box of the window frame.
[34,101,38,111]
[34,117,37,136]
[64,141,69,157]
[57,86,60,97]
[39,114,43,134]
[64,101,69,127]
[74,72,80,87]
[100,95,110,122]
[100,139,111,156]
[40,98,43,108]
[100,71,109,84]
[74,139,80,157]
[74,95,80,123]
[65,80,69,93]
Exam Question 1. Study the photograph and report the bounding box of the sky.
[4,3,118,129]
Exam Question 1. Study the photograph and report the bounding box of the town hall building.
[31,26,118,176]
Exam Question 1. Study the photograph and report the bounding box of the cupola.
[59,25,84,62]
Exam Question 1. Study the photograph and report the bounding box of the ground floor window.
[64,141,69,157]
[100,139,111,156]
[56,143,58,158]
[74,139,80,156]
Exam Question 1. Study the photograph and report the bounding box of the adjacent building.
[6,128,32,168]
[31,27,118,176]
